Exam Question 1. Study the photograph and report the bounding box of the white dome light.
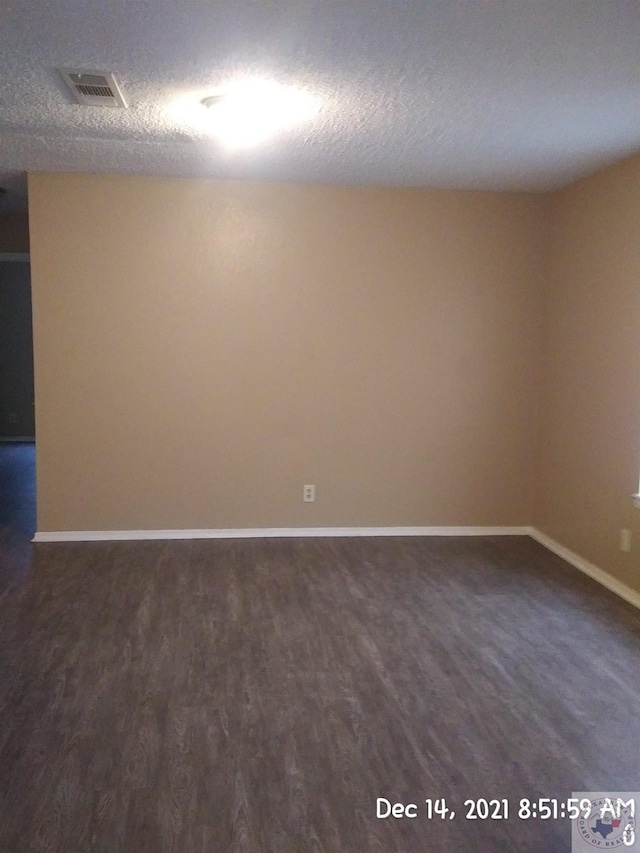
[201,80,319,149]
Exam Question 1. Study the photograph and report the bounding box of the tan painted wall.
[29,172,547,532]
[536,154,640,592]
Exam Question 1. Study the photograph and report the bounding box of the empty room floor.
[1,535,639,852]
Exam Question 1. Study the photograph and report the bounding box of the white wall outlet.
[620,528,632,552]
[303,484,315,503]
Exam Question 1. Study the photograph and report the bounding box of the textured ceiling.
[2,0,640,210]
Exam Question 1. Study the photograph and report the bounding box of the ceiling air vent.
[59,69,127,108]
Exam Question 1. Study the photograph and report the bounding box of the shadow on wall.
[0,209,30,253]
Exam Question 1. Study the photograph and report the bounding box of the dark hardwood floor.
[1,532,639,852]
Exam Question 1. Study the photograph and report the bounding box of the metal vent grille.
[76,84,113,98]
[59,69,127,108]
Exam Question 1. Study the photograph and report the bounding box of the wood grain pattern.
[1,534,639,852]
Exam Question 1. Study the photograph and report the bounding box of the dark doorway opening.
[0,257,36,541]
[0,441,35,538]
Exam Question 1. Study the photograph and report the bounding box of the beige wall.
[29,172,547,531]
[536,154,640,592]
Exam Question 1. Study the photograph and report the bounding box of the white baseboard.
[31,524,640,612]
[529,527,640,612]
[32,525,531,543]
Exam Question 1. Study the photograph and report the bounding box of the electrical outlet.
[303,484,315,503]
[620,528,632,552]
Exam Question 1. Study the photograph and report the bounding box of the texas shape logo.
[574,794,636,850]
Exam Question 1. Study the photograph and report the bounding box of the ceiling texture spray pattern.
[1,0,640,208]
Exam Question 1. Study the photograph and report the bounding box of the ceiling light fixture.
[200,80,319,149]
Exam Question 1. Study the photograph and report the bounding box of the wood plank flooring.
[1,534,639,852]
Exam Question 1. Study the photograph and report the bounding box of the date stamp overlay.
[375,791,638,848]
